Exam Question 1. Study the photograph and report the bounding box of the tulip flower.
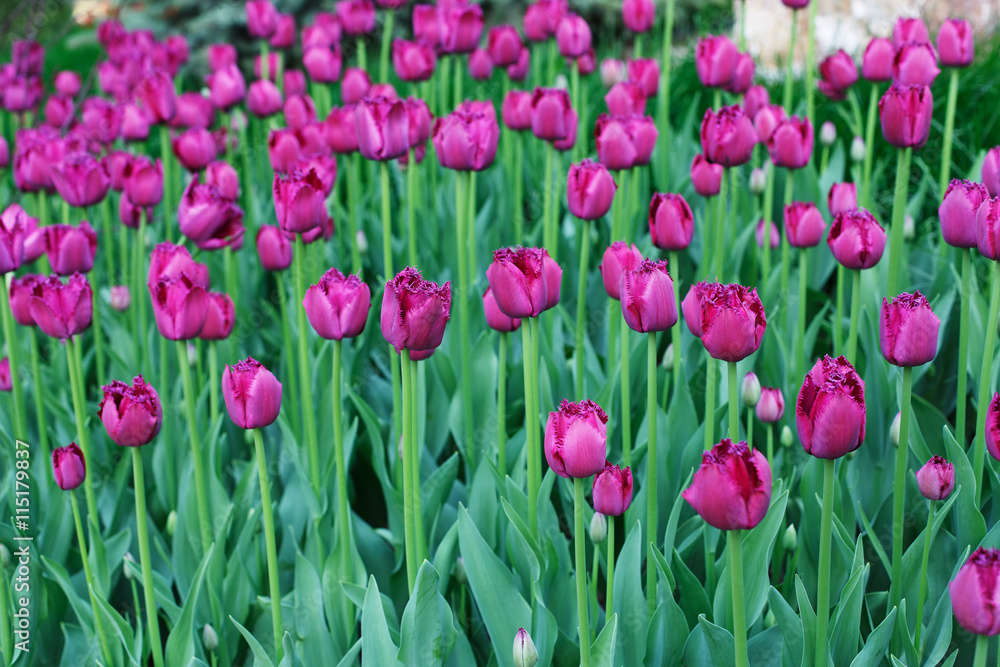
[247,0,279,38]
[513,628,539,667]
[915,456,955,501]
[862,38,895,82]
[99,375,163,447]
[123,157,163,208]
[304,268,371,340]
[880,291,940,367]
[208,64,247,110]
[120,103,152,142]
[273,168,327,234]
[766,116,813,169]
[10,275,42,326]
[29,273,92,339]
[728,53,755,95]
[507,47,530,81]
[499,92,531,133]
[755,220,780,249]
[54,70,80,97]
[599,242,642,301]
[43,222,98,276]
[984,149,1000,199]
[247,79,283,118]
[796,355,865,459]
[467,50,496,81]
[483,287,521,333]
[701,105,755,168]
[594,113,658,171]
[356,96,409,161]
[486,247,557,319]
[0,357,10,392]
[392,39,436,83]
[51,152,110,208]
[488,25,523,67]
[135,71,177,124]
[148,242,210,287]
[566,159,615,221]
[649,192,694,251]
[893,41,940,87]
[544,399,607,478]
[269,13,296,49]
[680,282,711,338]
[256,225,293,271]
[208,43,237,71]
[556,14,591,58]
[44,96,74,128]
[827,209,886,270]
[0,210,26,276]
[593,462,632,516]
[698,283,766,362]
[620,258,677,333]
[621,0,654,33]
[177,175,245,250]
[284,94,317,130]
[938,19,974,68]
[52,443,86,491]
[690,154,723,197]
[531,88,573,142]
[783,202,825,248]
[817,50,858,100]
[740,373,761,409]
[110,285,131,312]
[148,273,208,340]
[893,17,929,48]
[173,127,218,171]
[743,85,770,121]
[695,35,738,89]
[439,4,484,55]
[879,83,933,149]
[756,387,784,424]
[950,548,1000,661]
[432,105,500,172]
[624,58,659,99]
[198,292,235,341]
[827,182,857,218]
[219,358,283,433]
[380,267,451,353]
[683,438,771,530]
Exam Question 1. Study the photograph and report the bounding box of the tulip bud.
[903,214,915,241]
[937,19,974,69]
[741,372,761,408]
[222,357,283,429]
[690,154,723,197]
[756,219,780,250]
[784,202,826,248]
[827,183,857,218]
[544,399,608,479]
[698,283,766,362]
[52,443,86,491]
[753,104,787,144]
[187,343,198,367]
[589,512,607,543]
[695,35,738,89]
[567,159,616,221]
[750,168,766,195]
[820,121,837,147]
[599,242,642,301]
[701,105,755,168]
[600,58,627,89]
[743,85,770,122]
[782,524,797,551]
[949,548,1000,636]
[531,88,573,142]
[487,25,523,68]
[513,628,539,667]
[202,624,219,652]
[765,610,776,629]
[592,462,633,516]
[453,557,468,585]
[620,259,678,333]
[780,425,793,447]
[356,230,368,254]
[662,344,674,371]
[850,136,866,163]
[797,355,866,459]
[165,510,177,536]
[879,84,933,150]
[756,387,785,423]
[380,267,452,354]
[123,553,135,580]
[110,285,131,312]
[916,456,955,501]
[889,411,902,448]
[649,193,694,251]
[683,439,772,530]
[622,0,654,33]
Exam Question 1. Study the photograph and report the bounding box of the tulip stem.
[574,477,592,667]
[91,284,106,388]
[70,492,114,665]
[939,68,960,201]
[669,251,682,390]
[727,361,738,442]
[834,264,844,355]
[332,340,353,564]
[407,149,417,266]
[131,448,165,667]
[815,458,835,667]
[176,340,213,555]
[0,277,27,440]
[657,0,675,190]
[729,529,748,667]
[957,248,971,444]
[973,635,988,667]
[846,269,861,364]
[543,142,556,256]
[862,84,879,208]
[400,349,417,593]
[208,341,219,423]
[746,408,754,452]
[783,9,797,112]
[704,358,716,451]
[914,499,935,657]
[498,332,508,475]
[274,273,300,441]
[410,355,426,568]
[293,237,321,498]
[454,170,475,467]
[379,10,394,85]
[780,169,793,301]
[529,316,542,535]
[805,0,816,122]
[347,154,362,273]
[64,338,102,577]
[620,316,632,467]
[646,332,659,615]
[136,210,150,376]
[766,425,773,464]
[252,429,284,663]
[522,320,539,539]
[159,126,173,242]
[714,170,727,280]
[891,366,913,613]
[887,147,912,298]
[514,133,524,245]
[28,328,48,459]
[761,165,775,297]
[975,261,1000,505]
[605,516,616,625]
[575,219,591,399]
[795,250,808,381]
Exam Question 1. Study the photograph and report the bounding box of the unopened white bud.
[203,624,219,652]
[890,411,901,447]
[850,136,866,163]
[513,628,538,667]
[590,512,608,543]
[780,425,794,448]
[820,121,837,147]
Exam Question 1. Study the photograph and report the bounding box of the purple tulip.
[599,242,642,301]
[649,192,694,251]
[784,202,826,248]
[880,291,940,367]
[916,456,955,501]
[879,83,933,149]
[222,358,282,429]
[698,283,766,362]
[29,273,93,339]
[544,399,608,479]
[51,152,110,208]
[592,462,633,516]
[620,258,678,333]
[893,17,929,49]
[817,50,858,100]
[977,196,1000,260]
[483,287,521,333]
[796,355,866,459]
[380,267,451,353]
[893,41,940,87]
[862,38,896,82]
[356,96,409,161]
[939,180,988,249]
[756,387,784,423]
[683,439,772,530]
[566,159,616,220]
[937,19,974,68]
[828,182,858,217]
[304,268,371,340]
[701,105,756,167]
[828,209,887,270]
[695,35,737,89]
[52,443,86,490]
[432,104,500,172]
[949,548,1000,636]
[767,116,813,169]
[44,222,98,275]
[691,154,723,197]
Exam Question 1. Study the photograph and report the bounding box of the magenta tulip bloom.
[199,292,235,341]
[380,267,451,353]
[698,283,766,362]
[862,38,895,82]
[767,116,813,169]
[784,202,826,248]
[508,48,531,81]
[0,208,26,275]
[556,14,591,58]
[304,268,371,340]
[54,70,81,97]
[620,258,677,333]
[44,96,74,129]
[701,105,756,168]
[600,58,626,88]
[432,105,500,172]
[592,462,633,516]
[392,39,436,83]
[893,17,929,48]
[502,90,533,131]
[135,72,177,124]
[256,225,293,271]
[303,46,343,84]
[246,0,279,38]
[604,81,646,116]
[336,0,375,36]
[594,113,658,171]
[985,150,1000,198]
[270,13,296,49]
[531,88,573,142]
[880,291,940,367]
[325,105,360,154]
[728,52,755,94]
[544,399,608,479]
[440,4,484,55]
[123,157,163,208]
[753,104,787,145]
[208,43,237,71]
[340,71,371,107]
[683,439,772,530]
[51,153,110,208]
[356,96,409,161]
[756,219,780,250]
[483,287,521,333]
[988,394,1000,462]
[149,242,210,287]
[208,64,247,110]
[120,103,152,142]
[940,180,988,248]
[916,456,955,501]
[99,376,162,447]
[621,0,654,33]
[827,182,858,217]
[649,192,695,251]
[893,41,940,87]
[284,94,318,130]
[937,19,974,68]
[44,222,97,276]
[247,79,283,118]
[796,355,866,459]
[681,282,714,338]
[172,92,216,129]
[626,58,660,98]
[977,197,1000,260]
[273,168,327,234]
[0,358,10,392]
[818,50,859,100]
[691,154,723,197]
[486,247,558,318]
[756,387,784,423]
[10,275,42,326]
[79,97,121,145]
[29,274,92,339]
[879,84,933,149]
[566,159,616,220]
[828,209,887,270]
[52,443,86,490]
[173,127,218,172]
[599,242,642,301]
[781,0,809,7]
[949,548,1000,636]
[488,25,523,67]
[743,85,770,122]
[695,35,737,89]
[413,4,444,47]
[267,129,301,174]
[148,273,209,340]
[223,358,282,429]
[177,175,244,250]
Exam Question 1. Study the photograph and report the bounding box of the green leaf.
[697,615,735,666]
[361,575,400,666]
[165,543,215,667]
[293,552,335,665]
[398,562,457,666]
[230,615,275,667]
[848,607,896,667]
[768,587,803,665]
[672,545,712,629]
[944,427,986,549]
[590,614,617,667]
[794,576,817,667]
[612,520,647,667]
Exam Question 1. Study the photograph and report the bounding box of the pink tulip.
[507,47,531,81]
[0,357,10,391]
[566,159,616,220]
[393,39,436,83]
[341,67,372,105]
[695,35,737,89]
[10,275,42,326]
[468,49,494,80]
[893,41,940,87]
[649,192,694,251]
[626,58,660,98]
[304,268,371,340]
[172,92,216,129]
[620,258,678,333]
[79,97,121,145]
[691,154,723,197]
[432,104,499,172]
[698,283,766,362]
[604,81,646,116]
[336,0,375,36]
[44,222,98,275]
[983,148,1000,198]
[893,17,929,49]
[827,182,857,217]
[43,96,74,128]
[208,64,247,110]
[270,13,296,49]
[199,292,235,340]
[701,105,756,168]
[531,87,573,142]
[29,273,93,339]
[178,175,244,250]
[413,4,443,47]
[756,387,784,423]
[743,85,770,122]
[110,285,131,312]
[879,83,933,149]
[880,291,939,367]
[937,19,974,68]
[488,25,523,67]
[781,0,809,7]
[828,209,887,269]
[592,462,633,516]
[124,156,163,208]
[621,0,654,33]
[600,58,626,88]
[988,394,1000,462]
[681,282,715,337]
[51,152,110,208]
[767,116,813,169]
[544,399,608,478]
[208,44,237,71]
[483,286,522,333]
[916,456,955,501]
[594,113,658,171]
[949,548,1000,636]
[599,242,642,301]
[756,219,780,249]
[783,202,826,248]
[223,358,283,429]
[556,14,591,58]
[796,355,866,459]
[939,180,988,249]
[502,90,533,131]
[148,273,209,340]
[683,439,772,530]
[273,168,328,234]
[52,443,86,490]
[54,70,81,97]
[728,52,755,94]
[0,206,26,275]
[356,96,409,161]
[120,103,151,142]
[817,50,858,100]
[523,0,567,41]
[205,161,240,201]
[148,242,209,287]
[440,4,484,55]
[486,246,559,318]
[173,127,218,172]
[862,38,896,82]
[325,105,360,154]
[135,71,176,123]
[303,46,343,84]
[380,266,451,353]
[247,0,279,38]
[247,79,283,118]
[256,225,293,271]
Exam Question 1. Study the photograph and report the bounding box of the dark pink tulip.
[29,273,92,339]
[376,0,406,8]
[544,399,608,479]
[592,462,633,516]
[52,443,86,490]
[325,105,360,154]
[507,47,531,81]
[273,168,327,234]
[3,74,42,113]
[124,157,163,208]
[256,225,293,271]
[879,83,933,149]
[314,12,344,43]
[604,81,646,116]
[336,0,376,36]
[594,113,658,171]
[743,85,770,121]
[270,13,296,49]
[978,197,1000,260]
[683,439,772,530]
[13,127,63,193]
[284,94,317,130]
[199,292,235,340]
[828,209,886,269]
[531,87,573,141]
[148,273,209,340]
[756,219,780,249]
[356,96,409,161]
[208,44,237,71]
[553,110,578,152]
[304,268,371,340]
[767,116,813,169]
[556,14,591,58]
[222,358,282,429]
[118,194,150,229]
[620,258,677,333]
[148,242,209,286]
[0,206,26,275]
[413,5,443,47]
[784,202,826,248]
[247,0,279,38]
[756,387,784,423]
[120,103,152,142]
[440,4,484,55]
[486,247,554,318]
[177,175,245,250]
[51,153,110,208]
[893,17,929,49]
[81,97,122,144]
[698,283,766,362]
[893,41,940,87]
[728,53,755,94]
[862,37,896,82]
[173,127,218,172]
[0,358,10,391]
[248,79,283,118]
[691,154,723,197]
[268,129,302,173]
[701,105,756,168]
[567,159,616,220]
[54,71,81,97]
[166,35,190,72]
[102,151,131,192]
[171,92,216,129]
[285,69,308,97]
[984,148,1000,198]
[780,0,809,7]
[110,285,131,312]
[649,192,694,251]
[622,0,654,33]
[469,49,494,80]
[402,97,432,150]
[939,180,988,248]
[488,25,523,67]
[523,0,566,41]
[827,182,858,217]
[949,548,1000,636]
[582,46,599,75]
[11,41,43,77]
[796,355,865,459]
[916,456,955,501]
[44,96,74,128]
[380,266,451,353]
[302,25,333,50]
[600,58,627,88]
[599,242,642,301]
[817,50,858,100]
[988,394,1000,461]
[695,35,738,89]
[135,72,177,124]
[880,291,939,367]
[938,19,974,68]
[342,68,372,105]
[370,83,399,100]
[10,275,42,326]
[44,222,98,275]
[205,161,240,201]
[208,64,247,110]
[626,58,659,98]
[483,287,521,333]
[681,282,714,337]
[393,39,436,83]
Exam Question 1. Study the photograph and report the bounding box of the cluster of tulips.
[2,0,1000,664]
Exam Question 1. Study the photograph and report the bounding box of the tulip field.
[4,0,1000,665]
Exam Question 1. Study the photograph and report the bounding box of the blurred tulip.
[556,14,591,58]
[325,105,360,154]
[893,42,940,87]
[273,168,327,234]
[10,274,43,326]
[819,121,837,147]
[148,242,210,286]
[599,242,642,301]
[172,92,216,129]
[649,192,694,250]
[342,68,372,104]
[44,222,98,275]
[29,273,93,339]
[983,148,1000,198]
[0,358,10,391]
[594,113,657,171]
[988,394,1000,461]
[513,628,539,667]
[620,258,677,333]
[828,209,887,269]
[750,167,767,195]
[393,39,436,83]
[937,19,974,68]
[600,58,626,88]
[796,355,866,459]
[862,38,896,82]
[440,4,484,55]
[413,4,444,47]
[52,443,86,490]
[949,548,1000,636]
[124,157,163,208]
[621,0,654,33]
[695,35,737,89]
[51,153,110,208]
[469,49,494,80]
[701,105,755,167]
[683,439,772,530]
[604,81,645,116]
[208,64,247,110]
[110,285,131,312]
[593,462,633,516]
[173,127,218,171]
[178,175,245,250]
[44,96,74,128]
[503,90,533,131]
[566,159,615,220]
[256,225,293,271]
[248,80,283,118]
[223,357,282,429]
[767,116,813,169]
[756,219,780,249]
[880,291,939,367]
[303,46,343,83]
[380,266,451,352]
[756,387,785,423]
[199,292,235,340]
[336,0,375,36]
[135,71,177,124]
[727,53,755,94]
[304,268,371,340]
[979,197,1000,260]
[818,50,858,100]
[531,87,573,141]
[879,83,933,149]
[356,96,409,161]
[120,103,151,142]
[488,25,523,67]
[507,47,531,81]
[0,206,26,275]
[893,17,929,48]
[54,70,81,97]
[690,154,723,197]
[784,202,826,248]
[743,85,770,122]
[939,180,988,248]
[247,0,279,38]
[208,44,237,71]
[284,94,318,130]
[544,399,608,478]
[270,13,296,49]
[827,182,857,217]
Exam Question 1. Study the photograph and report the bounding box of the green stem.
[159,126,173,242]
[546,39,557,88]
[498,333,508,475]
[715,170,727,280]
[846,269,861,364]
[805,1,816,122]
[462,171,476,455]
[379,10,395,84]
[669,251,682,390]
[780,169,793,300]
[453,54,463,109]
[819,146,829,176]
[728,361,738,442]
[28,329,48,459]
[407,149,417,266]
[657,0,675,190]
[91,281,106,387]
[605,517,616,625]
[796,250,808,381]
[834,264,844,355]
[522,321,538,539]
[64,339,102,574]
[0,280,26,439]
[71,493,114,665]
[957,249,971,444]
[761,165,775,296]
[410,355,426,569]
[891,367,913,612]
[815,458,835,667]
[975,261,1000,505]
[887,147,912,298]
[939,68,960,200]
[529,316,542,538]
[347,154,362,273]
[620,316,632,467]
[704,359,716,450]
[766,426,774,463]
[783,10,797,112]
[862,84,879,209]
[400,350,416,592]
[646,332,659,615]
[275,273,300,441]
[136,210,150,376]
[514,134,524,245]
[252,429,284,663]
[729,529,748,667]
[176,340,213,554]
[208,341,219,421]
[914,500,935,657]
[574,477,592,667]
[575,219,591,398]
[293,237,321,496]
[543,142,556,255]
[332,340,352,562]
[973,635,988,667]
[381,161,393,280]
[454,170,474,466]
[132,448,165,667]
[99,200,115,282]
[158,336,175,511]
[747,408,754,453]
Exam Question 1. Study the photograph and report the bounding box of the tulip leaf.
[830,561,868,666]
[767,586,803,666]
[164,543,214,667]
[230,615,275,667]
[90,582,139,667]
[278,631,305,667]
[361,575,401,666]
[672,544,713,629]
[591,613,617,667]
[922,584,954,667]
[848,606,895,667]
[612,520,646,667]
[794,576,817,667]
[943,426,986,550]
[696,615,735,666]
[293,552,335,665]
[421,452,459,530]
[644,551,688,667]
[398,561,457,666]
